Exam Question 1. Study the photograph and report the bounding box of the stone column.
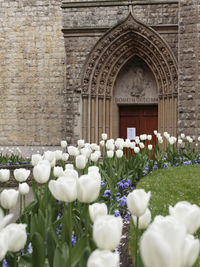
[178,0,200,139]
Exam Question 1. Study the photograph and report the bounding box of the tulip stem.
[20,195,22,216]
[85,203,89,247]
[68,202,72,266]
[23,195,26,210]
[135,216,139,267]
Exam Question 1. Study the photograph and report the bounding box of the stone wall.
[62,0,179,142]
[0,0,66,146]
[178,0,200,138]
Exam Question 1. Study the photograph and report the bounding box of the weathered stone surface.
[0,0,66,146]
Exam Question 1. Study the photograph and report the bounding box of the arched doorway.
[113,56,158,143]
[81,12,178,143]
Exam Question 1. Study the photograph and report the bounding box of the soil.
[118,219,134,267]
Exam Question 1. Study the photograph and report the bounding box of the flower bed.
[0,132,200,267]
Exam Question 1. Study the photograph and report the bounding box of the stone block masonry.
[0,0,66,146]
[178,0,200,139]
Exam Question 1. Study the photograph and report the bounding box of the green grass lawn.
[129,165,200,267]
[137,165,200,219]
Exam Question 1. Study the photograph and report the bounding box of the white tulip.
[31,154,43,166]
[132,208,151,230]
[89,203,108,223]
[158,137,163,143]
[140,134,147,141]
[182,234,200,267]
[148,144,152,151]
[0,208,13,231]
[75,154,87,170]
[33,160,51,184]
[49,176,77,202]
[0,169,10,182]
[62,153,69,161]
[14,168,30,183]
[77,174,101,203]
[154,130,158,135]
[102,133,108,140]
[63,169,78,181]
[93,215,122,250]
[100,140,105,147]
[44,151,55,162]
[127,189,151,217]
[2,223,27,252]
[88,166,99,173]
[65,164,74,170]
[53,166,64,177]
[0,189,19,210]
[140,215,187,267]
[139,142,145,149]
[60,140,67,149]
[169,201,200,234]
[87,249,119,267]
[147,135,152,141]
[107,150,114,158]
[115,139,124,150]
[54,150,63,160]
[130,142,136,149]
[116,149,123,158]
[181,133,185,139]
[135,137,140,144]
[0,233,8,261]
[77,139,85,148]
[124,139,131,148]
[67,146,79,157]
[198,136,200,142]
[134,146,140,154]
[90,152,99,162]
[19,183,30,195]
[106,140,115,151]
[178,139,183,145]
[80,147,92,158]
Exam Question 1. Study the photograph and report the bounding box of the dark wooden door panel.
[119,105,158,145]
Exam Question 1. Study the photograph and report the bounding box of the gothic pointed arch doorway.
[81,12,178,142]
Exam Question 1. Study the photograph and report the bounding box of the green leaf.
[53,245,67,267]
[32,232,46,267]
[70,238,89,267]
[47,229,57,267]
[18,254,32,267]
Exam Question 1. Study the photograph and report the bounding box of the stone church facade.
[0,0,199,147]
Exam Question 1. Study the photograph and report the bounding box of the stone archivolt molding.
[82,12,178,100]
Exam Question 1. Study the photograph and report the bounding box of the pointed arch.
[81,12,178,142]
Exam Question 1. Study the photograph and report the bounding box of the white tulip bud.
[116,150,123,158]
[87,249,119,267]
[77,174,101,203]
[147,135,152,141]
[49,176,77,202]
[101,133,108,140]
[60,140,67,149]
[100,140,105,147]
[0,189,19,210]
[2,223,27,252]
[181,133,185,139]
[54,150,63,160]
[19,183,30,195]
[90,152,99,162]
[31,154,43,166]
[93,215,123,250]
[65,164,74,170]
[134,146,140,154]
[75,154,87,170]
[77,139,85,148]
[106,140,115,151]
[14,168,30,183]
[33,160,51,184]
[67,146,79,157]
[107,150,114,158]
[148,144,152,151]
[62,153,69,161]
[132,208,151,230]
[0,169,10,183]
[139,142,145,149]
[89,203,108,223]
[182,234,200,267]
[127,189,151,217]
[53,166,64,177]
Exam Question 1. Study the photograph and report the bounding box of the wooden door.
[119,105,158,146]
